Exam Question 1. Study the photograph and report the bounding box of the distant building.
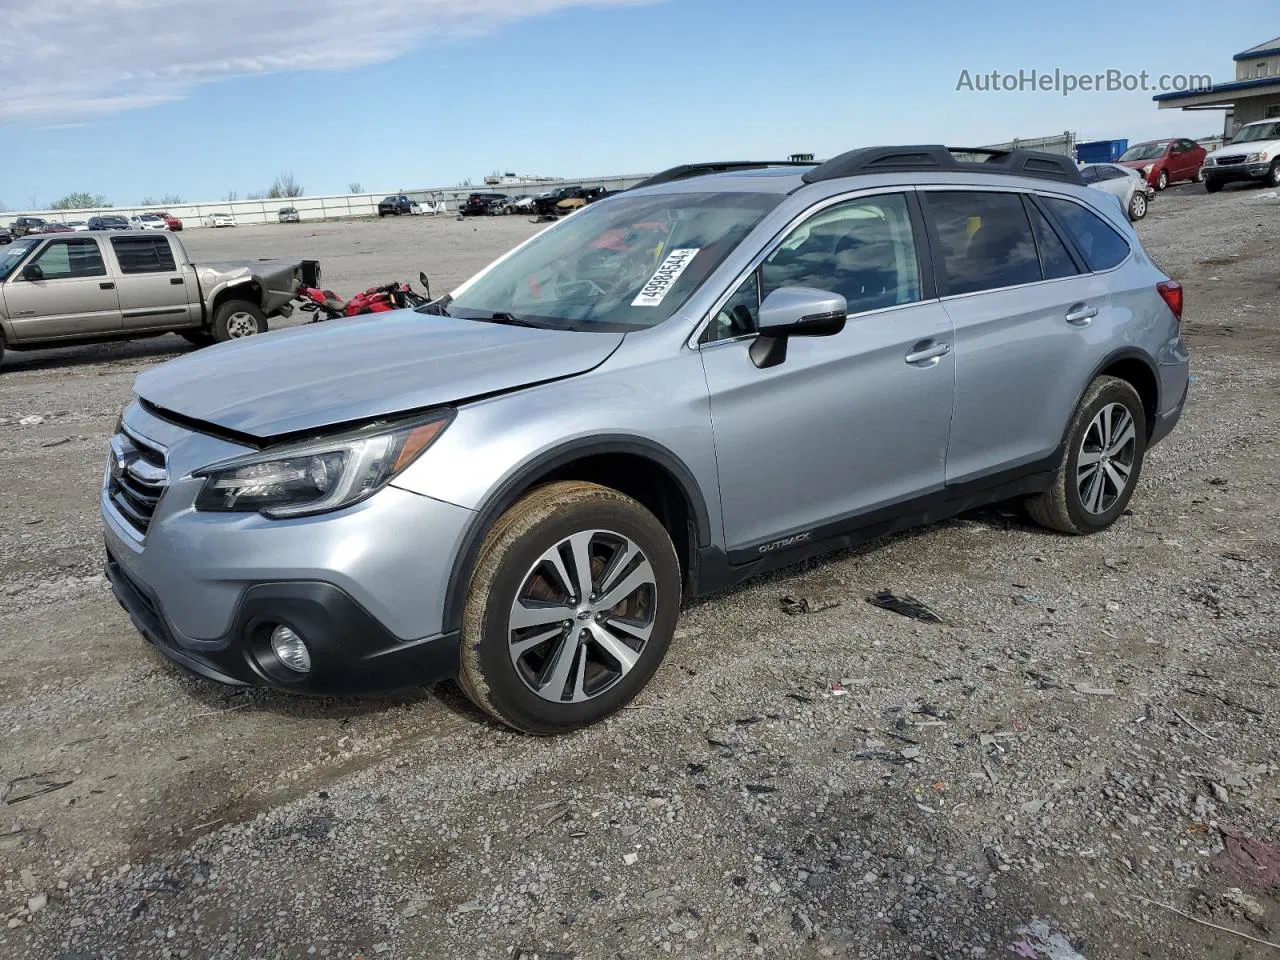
[1154,36,1280,136]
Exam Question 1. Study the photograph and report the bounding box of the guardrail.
[5,174,655,228]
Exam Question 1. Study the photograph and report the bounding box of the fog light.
[269,625,312,674]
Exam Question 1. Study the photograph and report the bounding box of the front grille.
[107,428,168,535]
[1214,154,1246,166]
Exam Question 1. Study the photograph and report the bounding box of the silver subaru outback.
[103,146,1189,734]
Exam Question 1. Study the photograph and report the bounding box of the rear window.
[1041,197,1131,272]
[111,235,177,274]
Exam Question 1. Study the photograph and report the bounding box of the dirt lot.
[1,188,1278,960]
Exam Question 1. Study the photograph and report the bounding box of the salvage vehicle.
[89,215,132,231]
[461,193,509,216]
[1079,163,1153,221]
[1116,138,1205,190]
[533,186,584,216]
[66,221,90,232]
[102,146,1188,735]
[556,186,608,214]
[0,230,315,364]
[1201,120,1280,192]
[377,195,421,216]
[35,222,75,234]
[503,196,538,215]
[9,216,48,237]
[160,212,184,232]
[278,206,301,223]
[0,226,11,245]
[204,212,237,228]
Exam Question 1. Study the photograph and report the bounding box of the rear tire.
[212,300,266,342]
[457,481,681,735]
[1026,376,1147,535]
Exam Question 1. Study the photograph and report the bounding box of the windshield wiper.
[472,312,543,328]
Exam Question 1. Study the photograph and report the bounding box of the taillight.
[1157,280,1183,325]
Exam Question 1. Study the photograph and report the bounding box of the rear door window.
[1041,197,1131,272]
[924,191,1042,296]
[1027,205,1080,280]
[110,236,178,274]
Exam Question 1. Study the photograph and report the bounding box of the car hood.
[1116,159,1160,170]
[1207,138,1280,159]
[133,311,625,440]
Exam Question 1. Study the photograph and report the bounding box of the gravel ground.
[1,187,1278,960]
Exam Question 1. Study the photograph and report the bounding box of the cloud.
[0,0,657,125]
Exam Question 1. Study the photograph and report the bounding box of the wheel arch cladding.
[1098,353,1159,437]
[442,438,711,634]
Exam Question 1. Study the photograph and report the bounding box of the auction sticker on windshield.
[632,248,700,307]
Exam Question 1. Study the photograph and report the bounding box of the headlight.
[193,412,451,518]
[1141,164,1154,174]
[1246,151,1270,163]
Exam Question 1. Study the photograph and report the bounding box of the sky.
[0,0,1262,209]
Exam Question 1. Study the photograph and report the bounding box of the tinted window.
[30,239,106,279]
[1028,205,1079,280]
[1041,198,1131,272]
[926,191,1041,295]
[1078,166,1098,183]
[111,236,177,274]
[1097,166,1129,182]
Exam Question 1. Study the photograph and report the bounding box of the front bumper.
[101,400,476,692]
[1202,161,1271,183]
[106,550,460,692]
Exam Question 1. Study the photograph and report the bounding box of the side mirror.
[22,263,44,281]
[419,271,431,300]
[750,286,847,369]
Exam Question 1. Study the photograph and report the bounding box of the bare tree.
[267,171,304,200]
[224,191,239,202]
[348,181,363,194]
[246,191,266,201]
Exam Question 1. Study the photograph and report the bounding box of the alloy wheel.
[507,530,657,704]
[1130,193,1147,219]
[1077,403,1137,515]
[225,312,260,338]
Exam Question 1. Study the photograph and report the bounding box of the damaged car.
[0,230,318,365]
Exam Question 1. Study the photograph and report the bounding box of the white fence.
[9,139,1081,227]
[8,174,654,228]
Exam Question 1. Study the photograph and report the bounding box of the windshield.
[1119,143,1168,161]
[0,239,39,281]
[1230,122,1280,143]
[445,191,781,331]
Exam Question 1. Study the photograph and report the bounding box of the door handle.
[100,282,115,290]
[1065,304,1097,326]
[169,277,184,285]
[904,341,951,366]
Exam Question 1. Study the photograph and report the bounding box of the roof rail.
[630,161,816,190]
[802,145,1085,186]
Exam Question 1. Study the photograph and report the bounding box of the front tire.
[1156,169,1169,191]
[1205,178,1224,194]
[1026,376,1147,535]
[1267,159,1280,188]
[212,300,266,342]
[457,481,681,735]
[1128,190,1148,221]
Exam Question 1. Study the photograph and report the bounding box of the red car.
[35,222,74,234]
[1116,138,1206,191]
[159,212,184,231]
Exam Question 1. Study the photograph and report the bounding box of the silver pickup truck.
[0,231,317,365]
